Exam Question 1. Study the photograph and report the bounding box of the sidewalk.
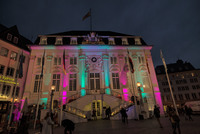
[29,115,200,134]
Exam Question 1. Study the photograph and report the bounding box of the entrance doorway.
[92,100,101,119]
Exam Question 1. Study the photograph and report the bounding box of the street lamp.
[50,85,55,114]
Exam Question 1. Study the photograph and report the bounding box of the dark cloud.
[0,0,200,68]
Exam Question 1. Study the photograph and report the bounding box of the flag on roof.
[82,10,91,21]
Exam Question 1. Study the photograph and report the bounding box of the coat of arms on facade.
[85,56,103,72]
[82,32,104,44]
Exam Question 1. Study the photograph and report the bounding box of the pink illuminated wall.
[155,92,164,114]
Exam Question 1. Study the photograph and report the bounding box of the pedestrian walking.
[41,112,54,134]
[106,107,111,120]
[120,108,128,124]
[169,111,181,134]
[185,105,193,121]
[92,109,97,120]
[62,119,75,134]
[154,105,163,128]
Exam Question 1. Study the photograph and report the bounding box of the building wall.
[157,70,200,108]
[23,45,163,112]
[0,39,30,102]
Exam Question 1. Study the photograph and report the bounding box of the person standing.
[120,108,128,124]
[169,111,181,134]
[154,105,163,128]
[41,112,54,134]
[92,109,97,120]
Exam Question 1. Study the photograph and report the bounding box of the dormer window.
[108,38,115,45]
[122,38,128,45]
[7,33,12,41]
[70,37,77,45]
[13,37,18,44]
[55,37,63,45]
[39,37,47,45]
[135,38,141,45]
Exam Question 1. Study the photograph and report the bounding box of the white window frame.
[54,57,61,65]
[89,73,100,90]
[70,57,77,65]
[122,38,128,45]
[52,74,60,91]
[7,33,12,41]
[34,75,42,93]
[110,57,117,64]
[55,37,63,45]
[10,51,18,61]
[13,37,18,44]
[108,38,115,45]
[0,47,9,57]
[39,37,47,45]
[6,67,15,77]
[69,74,77,91]
[70,37,77,45]
[112,73,120,89]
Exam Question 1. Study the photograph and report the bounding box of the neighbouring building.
[155,59,200,110]
[0,24,32,123]
[23,30,163,122]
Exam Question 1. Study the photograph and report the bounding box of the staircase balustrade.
[64,105,86,118]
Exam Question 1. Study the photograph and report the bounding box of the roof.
[48,30,132,36]
[34,30,148,46]
[155,59,196,75]
[0,24,32,51]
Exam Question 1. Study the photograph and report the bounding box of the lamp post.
[50,85,55,114]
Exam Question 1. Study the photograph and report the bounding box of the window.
[110,57,117,64]
[0,47,9,57]
[12,87,20,97]
[70,57,77,65]
[185,94,190,100]
[135,38,141,45]
[55,37,63,45]
[37,58,41,65]
[112,73,120,89]
[10,51,18,61]
[108,38,115,45]
[89,73,100,90]
[192,93,197,99]
[178,94,183,100]
[34,75,42,93]
[39,37,47,45]
[2,85,11,96]
[70,38,77,45]
[13,37,18,44]
[52,74,60,91]
[0,65,5,75]
[69,74,76,91]
[54,57,61,65]
[7,33,12,41]
[138,56,144,64]
[122,38,128,45]
[6,67,14,77]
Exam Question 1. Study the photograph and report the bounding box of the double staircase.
[62,88,134,120]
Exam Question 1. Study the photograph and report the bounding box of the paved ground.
[30,115,200,134]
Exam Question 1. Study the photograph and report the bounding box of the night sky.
[0,0,200,68]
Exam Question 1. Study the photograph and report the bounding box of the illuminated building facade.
[156,60,200,109]
[0,24,32,123]
[24,31,163,120]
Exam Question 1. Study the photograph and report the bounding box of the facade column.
[102,53,110,94]
[79,49,86,96]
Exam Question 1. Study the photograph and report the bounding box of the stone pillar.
[79,50,86,96]
[102,53,110,94]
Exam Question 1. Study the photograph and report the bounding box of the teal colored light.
[141,87,144,92]
[42,92,48,95]
[104,59,110,87]
[81,89,86,96]
[81,72,85,88]
[105,88,111,95]
[141,93,147,98]
[40,98,48,109]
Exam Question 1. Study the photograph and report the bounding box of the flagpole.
[7,51,22,129]
[90,8,92,32]
[34,50,45,129]
[160,50,179,116]
[127,49,139,120]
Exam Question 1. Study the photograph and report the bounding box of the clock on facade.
[91,57,97,62]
